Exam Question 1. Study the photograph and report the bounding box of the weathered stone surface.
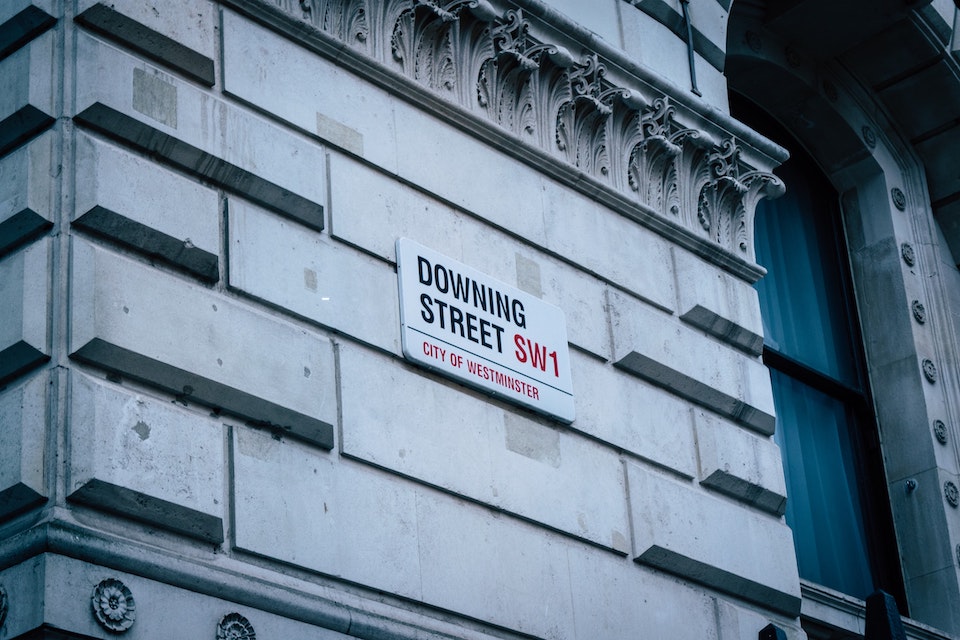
[674,247,764,354]
[221,10,386,165]
[227,198,400,354]
[694,409,786,515]
[73,31,325,231]
[73,132,220,281]
[69,239,336,449]
[0,370,47,519]
[0,129,54,257]
[0,0,55,62]
[0,28,54,155]
[572,350,697,478]
[68,372,224,542]
[328,152,612,359]
[76,0,215,85]
[626,462,801,615]
[0,238,50,387]
[232,425,422,599]
[609,289,776,434]
[339,342,630,552]
[542,183,676,311]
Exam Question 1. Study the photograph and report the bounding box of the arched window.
[736,97,906,607]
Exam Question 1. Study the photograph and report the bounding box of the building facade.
[1,0,960,638]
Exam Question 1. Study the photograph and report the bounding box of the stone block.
[904,565,960,635]
[0,239,50,387]
[626,462,801,615]
[393,104,549,247]
[227,198,400,354]
[73,132,220,281]
[889,466,955,581]
[716,599,805,640]
[69,238,336,449]
[609,289,776,434]
[221,9,393,169]
[0,0,56,60]
[232,425,422,600]
[0,555,45,637]
[572,351,697,478]
[567,544,721,640]
[0,371,47,519]
[694,410,786,515]
[0,28,55,155]
[339,342,630,552]
[73,31,325,231]
[542,183,675,312]
[416,489,577,639]
[328,152,612,358]
[674,247,764,354]
[0,129,55,257]
[68,372,224,542]
[544,0,621,47]
[76,0,216,86]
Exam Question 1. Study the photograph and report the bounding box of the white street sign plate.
[397,238,575,423]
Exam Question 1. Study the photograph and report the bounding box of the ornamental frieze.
[273,0,784,264]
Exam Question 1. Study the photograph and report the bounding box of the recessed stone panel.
[626,462,801,615]
[73,132,220,281]
[0,371,47,519]
[73,31,325,231]
[68,372,224,542]
[0,28,55,155]
[339,342,630,552]
[0,129,55,257]
[609,289,775,434]
[694,409,786,515]
[76,0,216,86]
[0,238,50,387]
[227,198,400,354]
[69,239,336,449]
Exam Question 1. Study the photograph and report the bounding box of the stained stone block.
[0,129,55,257]
[573,351,697,478]
[73,31,325,231]
[68,372,224,542]
[0,239,50,387]
[0,371,47,519]
[694,410,786,515]
[232,426,422,600]
[339,342,630,552]
[69,238,336,449]
[73,132,220,281]
[227,198,400,354]
[674,247,764,354]
[626,462,801,616]
[221,10,392,168]
[0,28,55,155]
[609,289,775,434]
[75,0,216,86]
[0,0,56,60]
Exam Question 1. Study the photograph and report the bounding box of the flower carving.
[92,578,136,632]
[217,612,256,640]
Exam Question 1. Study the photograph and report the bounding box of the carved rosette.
[935,419,948,444]
[268,0,784,263]
[92,578,136,633]
[218,613,256,640]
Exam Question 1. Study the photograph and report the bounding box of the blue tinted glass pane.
[771,368,875,598]
[754,159,859,386]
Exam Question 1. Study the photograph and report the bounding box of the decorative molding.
[945,481,959,508]
[253,0,784,269]
[912,300,927,324]
[934,419,947,444]
[923,358,938,383]
[91,578,136,633]
[892,187,907,211]
[901,242,916,266]
[217,612,256,640]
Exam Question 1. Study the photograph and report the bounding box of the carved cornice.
[234,0,786,279]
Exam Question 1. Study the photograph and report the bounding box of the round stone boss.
[91,578,136,633]
[935,419,948,444]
